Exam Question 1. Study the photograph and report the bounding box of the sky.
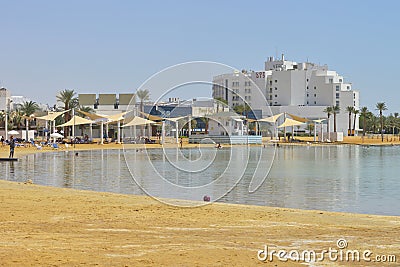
[1,0,400,113]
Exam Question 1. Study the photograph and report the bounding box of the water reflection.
[0,146,399,215]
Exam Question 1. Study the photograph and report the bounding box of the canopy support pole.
[101,121,104,145]
[117,120,121,143]
[176,121,179,144]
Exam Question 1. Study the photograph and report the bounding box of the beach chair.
[65,143,69,149]
[52,143,59,150]
[35,144,42,150]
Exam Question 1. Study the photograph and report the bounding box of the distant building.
[0,87,11,112]
[212,55,360,135]
[78,93,136,116]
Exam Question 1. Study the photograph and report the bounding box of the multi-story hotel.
[212,55,360,135]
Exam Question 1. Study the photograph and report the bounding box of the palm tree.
[136,89,150,135]
[346,106,354,136]
[360,107,369,139]
[56,89,78,137]
[394,112,399,135]
[20,101,39,117]
[376,102,387,142]
[323,106,333,136]
[352,109,359,136]
[20,101,39,141]
[332,105,340,132]
[11,109,24,130]
[136,89,150,115]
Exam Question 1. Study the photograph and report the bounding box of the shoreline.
[0,179,399,266]
[1,135,400,158]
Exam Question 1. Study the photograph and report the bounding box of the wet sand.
[0,137,399,266]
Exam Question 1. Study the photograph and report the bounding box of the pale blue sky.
[1,0,399,113]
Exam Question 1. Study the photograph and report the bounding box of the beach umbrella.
[8,130,20,135]
[50,132,64,138]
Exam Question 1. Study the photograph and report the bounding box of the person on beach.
[9,135,15,158]
[180,137,183,148]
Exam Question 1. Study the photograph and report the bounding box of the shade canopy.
[138,111,163,121]
[258,113,284,123]
[76,110,106,121]
[104,111,129,122]
[50,132,64,138]
[313,119,326,123]
[278,118,305,128]
[164,116,187,122]
[8,130,20,135]
[35,110,69,121]
[123,116,155,127]
[57,115,95,127]
[287,113,309,123]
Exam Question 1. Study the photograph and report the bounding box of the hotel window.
[336,85,340,91]
[307,86,309,89]
[270,88,272,93]
[307,101,309,105]
[307,93,309,97]
[314,86,317,89]
[314,101,317,104]
[269,81,272,85]
[269,95,272,100]
[336,101,340,106]
[275,94,278,97]
[307,79,309,82]
[339,79,342,82]
[347,86,350,90]
[275,80,278,83]
[275,87,277,90]
[314,94,316,97]
[329,78,333,83]
[336,93,340,98]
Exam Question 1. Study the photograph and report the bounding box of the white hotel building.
[212,55,360,136]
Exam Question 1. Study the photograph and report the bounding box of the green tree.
[56,89,78,137]
[360,107,369,138]
[376,102,387,142]
[136,89,150,114]
[233,104,251,118]
[352,109,359,135]
[346,106,354,136]
[20,101,39,117]
[332,105,340,132]
[20,101,40,140]
[323,106,333,135]
[394,112,399,135]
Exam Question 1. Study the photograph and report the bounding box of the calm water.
[1,145,399,215]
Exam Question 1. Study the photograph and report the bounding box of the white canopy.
[123,116,155,127]
[278,118,305,128]
[164,116,187,122]
[57,115,95,127]
[104,111,129,122]
[36,110,69,121]
[313,119,326,123]
[258,113,284,123]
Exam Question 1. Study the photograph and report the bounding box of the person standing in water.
[9,136,15,158]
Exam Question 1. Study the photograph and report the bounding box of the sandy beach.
[0,137,400,266]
